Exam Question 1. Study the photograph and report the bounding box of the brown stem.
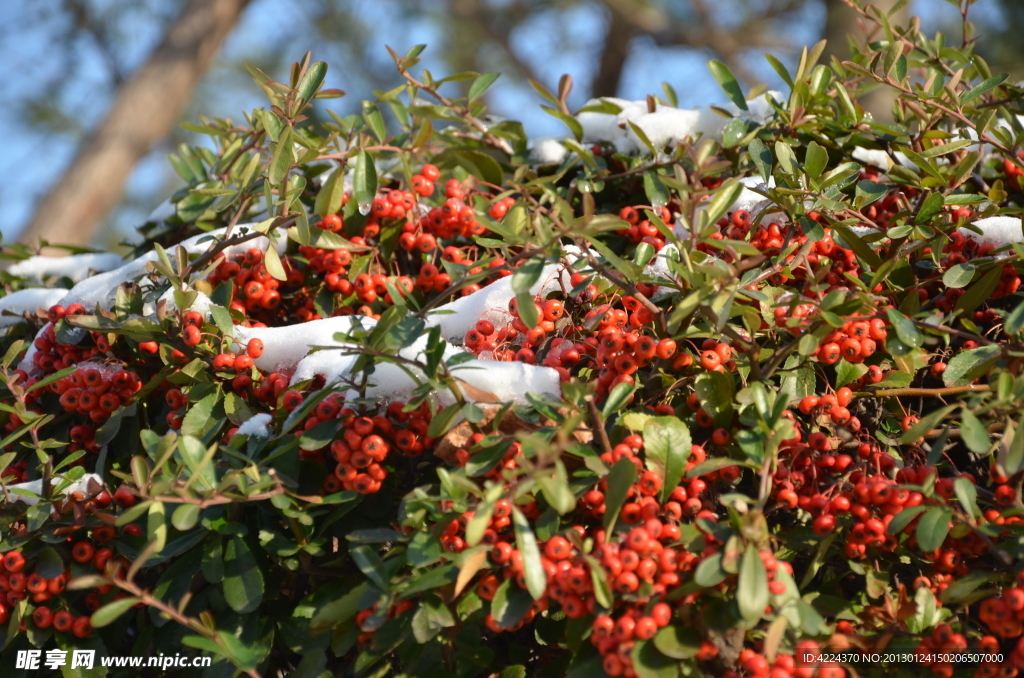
[870,384,990,397]
[586,397,613,454]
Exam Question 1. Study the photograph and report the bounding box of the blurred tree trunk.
[824,0,907,123]
[19,0,250,250]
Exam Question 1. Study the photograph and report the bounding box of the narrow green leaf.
[738,544,769,621]
[886,308,923,348]
[942,263,975,288]
[512,507,547,600]
[223,537,265,613]
[708,60,747,110]
[943,345,1001,387]
[961,73,1008,106]
[960,408,991,454]
[313,168,346,218]
[748,138,772,183]
[353,150,377,209]
[296,61,328,103]
[603,457,638,533]
[916,507,952,553]
[804,141,828,179]
[268,126,294,186]
[91,597,140,628]
[468,72,501,102]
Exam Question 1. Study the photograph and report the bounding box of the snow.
[57,224,286,312]
[575,92,782,156]
[529,138,569,165]
[236,413,273,438]
[0,289,66,328]
[425,261,573,341]
[960,216,1023,249]
[5,472,104,506]
[449,359,560,402]
[147,288,213,318]
[8,253,125,283]
[851,147,933,173]
[232,315,377,372]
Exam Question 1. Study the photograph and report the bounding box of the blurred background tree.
[1,0,1020,250]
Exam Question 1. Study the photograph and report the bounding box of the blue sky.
[0,0,1005,246]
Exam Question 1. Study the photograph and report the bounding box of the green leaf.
[350,544,389,591]
[171,503,201,531]
[642,417,692,503]
[694,370,734,427]
[835,360,868,388]
[148,501,167,553]
[516,291,538,329]
[916,507,952,553]
[749,138,772,184]
[703,180,745,228]
[954,477,980,519]
[643,172,670,209]
[223,536,264,614]
[855,180,888,208]
[627,121,658,156]
[960,408,991,454]
[34,546,64,579]
[961,73,1008,106]
[943,345,1001,387]
[765,54,792,86]
[268,126,294,186]
[314,168,346,218]
[942,262,975,288]
[708,60,747,110]
[774,141,796,174]
[90,597,140,628]
[296,61,328,103]
[411,595,455,643]
[468,72,501,102]
[427,403,461,438]
[181,390,220,438]
[362,101,387,142]
[914,192,945,224]
[263,242,287,282]
[955,265,1003,317]
[353,150,378,209]
[1006,299,1024,335]
[491,578,532,629]
[738,544,769,622]
[603,457,638,533]
[940,570,993,604]
[511,257,544,295]
[693,552,727,587]
[542,106,584,141]
[602,381,636,418]
[887,505,928,535]
[653,625,701,659]
[512,507,547,600]
[886,308,923,348]
[804,141,828,179]
[900,404,956,444]
[632,639,678,678]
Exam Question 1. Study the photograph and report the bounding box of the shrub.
[1,7,1024,678]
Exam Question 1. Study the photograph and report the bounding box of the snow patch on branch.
[5,473,104,506]
[575,92,782,156]
[57,224,286,312]
[232,315,377,373]
[960,216,1024,248]
[0,289,67,329]
[236,413,273,438]
[8,253,125,283]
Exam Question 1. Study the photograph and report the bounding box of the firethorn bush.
[3,5,1024,678]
